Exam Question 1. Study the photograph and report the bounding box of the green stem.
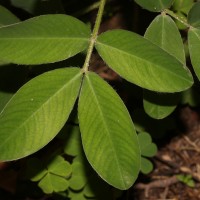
[73,0,111,17]
[82,0,106,73]
[73,1,101,17]
[164,9,191,28]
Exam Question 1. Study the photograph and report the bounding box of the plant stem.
[74,1,101,17]
[82,0,106,73]
[164,9,191,28]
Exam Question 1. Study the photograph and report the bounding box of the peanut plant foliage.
[0,0,199,195]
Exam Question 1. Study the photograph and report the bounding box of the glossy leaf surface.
[78,72,140,190]
[188,28,200,80]
[0,14,90,64]
[0,68,82,161]
[134,0,173,12]
[96,30,193,92]
[188,2,200,29]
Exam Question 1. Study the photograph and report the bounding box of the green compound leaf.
[188,28,200,80]
[78,72,140,190]
[138,132,157,157]
[96,30,193,93]
[47,156,72,178]
[143,14,185,119]
[134,0,173,12]
[0,5,20,27]
[0,14,90,65]
[140,157,153,174]
[188,2,200,29]
[0,67,82,161]
[38,173,69,194]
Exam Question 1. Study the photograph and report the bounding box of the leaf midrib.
[86,74,126,188]
[96,41,191,83]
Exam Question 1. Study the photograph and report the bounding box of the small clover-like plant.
[26,156,72,194]
[138,132,157,174]
[0,0,199,195]
[26,123,122,199]
[177,174,195,188]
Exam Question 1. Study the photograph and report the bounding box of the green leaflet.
[62,125,82,157]
[172,0,193,15]
[138,132,157,174]
[11,0,38,14]
[188,2,200,29]
[137,132,157,157]
[0,5,20,65]
[47,156,72,178]
[78,72,140,190]
[140,157,153,174]
[134,0,173,12]
[26,158,47,181]
[38,173,69,194]
[143,14,184,119]
[0,67,82,161]
[68,190,86,200]
[0,5,20,27]
[69,158,91,191]
[0,14,90,65]
[143,91,180,119]
[181,87,200,107]
[145,14,185,64]
[96,30,193,93]
[188,28,200,80]
[26,155,72,194]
